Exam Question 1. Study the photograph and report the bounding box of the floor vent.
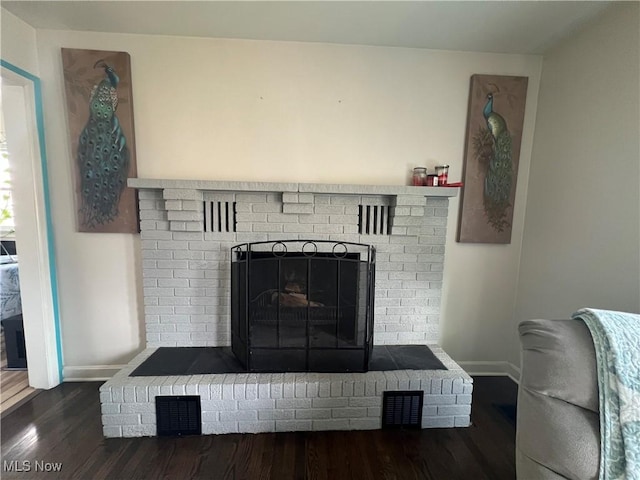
[156,396,201,436]
[382,391,424,429]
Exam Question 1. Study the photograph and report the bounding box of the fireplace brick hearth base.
[100,346,472,438]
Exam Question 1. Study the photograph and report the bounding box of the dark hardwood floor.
[0,376,517,480]
[1,331,38,416]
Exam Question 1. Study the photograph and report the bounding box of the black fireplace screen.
[231,240,376,372]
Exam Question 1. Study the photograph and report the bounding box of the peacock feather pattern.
[77,59,129,227]
[473,93,513,232]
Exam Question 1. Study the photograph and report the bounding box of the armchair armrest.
[516,319,600,480]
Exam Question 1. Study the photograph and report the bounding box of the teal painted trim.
[0,60,38,82]
[1,59,64,382]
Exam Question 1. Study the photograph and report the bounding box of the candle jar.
[412,167,427,186]
[426,174,438,186]
[435,165,449,186]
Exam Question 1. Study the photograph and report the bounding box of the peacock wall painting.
[457,75,528,244]
[62,49,138,233]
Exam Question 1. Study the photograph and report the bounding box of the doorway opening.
[1,61,62,397]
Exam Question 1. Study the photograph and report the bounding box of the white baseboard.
[458,361,521,384]
[63,365,126,382]
[503,362,521,384]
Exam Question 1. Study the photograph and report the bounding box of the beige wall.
[32,28,543,376]
[2,10,63,388]
[513,3,640,366]
[1,9,39,74]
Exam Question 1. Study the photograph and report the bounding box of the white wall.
[1,9,39,74]
[33,28,542,377]
[513,3,640,366]
[2,10,63,388]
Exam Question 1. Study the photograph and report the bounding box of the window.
[0,125,15,238]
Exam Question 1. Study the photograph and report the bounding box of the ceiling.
[2,1,612,55]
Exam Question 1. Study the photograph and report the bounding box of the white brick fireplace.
[100,179,473,437]
[134,179,454,346]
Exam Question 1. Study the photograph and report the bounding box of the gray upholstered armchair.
[516,319,600,479]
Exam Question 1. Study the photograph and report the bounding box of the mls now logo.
[4,460,63,472]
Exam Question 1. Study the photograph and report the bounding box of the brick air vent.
[382,390,424,429]
[203,200,236,233]
[156,396,201,436]
[358,205,390,235]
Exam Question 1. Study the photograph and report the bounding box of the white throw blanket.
[572,308,640,480]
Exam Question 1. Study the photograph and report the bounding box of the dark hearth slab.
[130,347,245,376]
[369,345,446,371]
[129,345,446,377]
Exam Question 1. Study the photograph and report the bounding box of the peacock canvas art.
[62,48,138,233]
[457,75,528,244]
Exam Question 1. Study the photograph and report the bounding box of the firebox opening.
[239,251,360,349]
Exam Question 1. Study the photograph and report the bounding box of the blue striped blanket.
[572,308,640,480]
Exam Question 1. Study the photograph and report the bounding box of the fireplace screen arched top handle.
[231,240,376,262]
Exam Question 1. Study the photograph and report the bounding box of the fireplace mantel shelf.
[128,178,459,198]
